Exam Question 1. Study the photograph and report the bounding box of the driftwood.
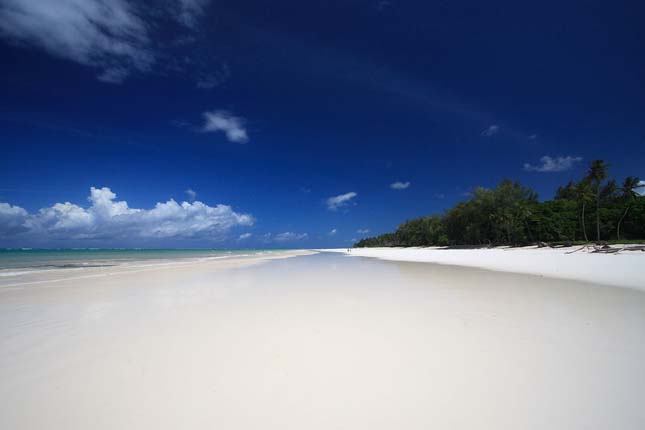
[616,245,645,252]
[591,247,621,254]
[565,244,645,254]
[566,245,591,254]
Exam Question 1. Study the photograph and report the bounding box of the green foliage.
[528,199,578,242]
[354,233,399,248]
[396,215,448,246]
[445,180,537,245]
[354,160,645,248]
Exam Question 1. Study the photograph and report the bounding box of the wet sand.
[1,252,644,429]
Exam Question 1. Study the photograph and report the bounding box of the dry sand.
[324,246,645,290]
[1,251,645,429]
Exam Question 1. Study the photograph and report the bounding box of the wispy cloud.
[0,0,211,83]
[637,181,645,196]
[238,232,252,240]
[185,188,197,201]
[375,0,391,12]
[97,67,131,84]
[481,125,500,137]
[196,63,231,89]
[326,192,357,211]
[357,228,370,234]
[176,0,211,29]
[329,228,337,236]
[390,181,410,190]
[201,110,249,143]
[0,186,253,242]
[276,232,307,241]
[242,24,535,145]
[261,232,308,242]
[524,155,582,172]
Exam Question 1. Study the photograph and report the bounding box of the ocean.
[0,249,273,277]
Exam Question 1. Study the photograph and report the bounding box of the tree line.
[354,160,645,248]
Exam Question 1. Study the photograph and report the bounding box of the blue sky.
[1,0,644,248]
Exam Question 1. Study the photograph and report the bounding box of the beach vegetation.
[355,160,645,247]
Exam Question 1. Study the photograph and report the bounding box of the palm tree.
[616,177,642,240]
[585,160,609,241]
[575,180,593,242]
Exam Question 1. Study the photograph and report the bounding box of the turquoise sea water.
[0,249,273,275]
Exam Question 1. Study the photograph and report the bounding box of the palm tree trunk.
[581,202,588,242]
[617,205,630,241]
[595,189,601,241]
[524,219,534,243]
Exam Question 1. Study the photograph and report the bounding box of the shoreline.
[0,249,317,290]
[321,246,645,291]
[2,252,644,429]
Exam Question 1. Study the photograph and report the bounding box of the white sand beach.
[2,250,645,429]
[325,245,645,291]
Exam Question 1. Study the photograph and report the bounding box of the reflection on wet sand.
[1,252,644,429]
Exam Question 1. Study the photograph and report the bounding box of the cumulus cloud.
[0,0,211,83]
[390,181,410,190]
[201,110,249,143]
[481,125,500,137]
[524,156,582,173]
[0,186,253,242]
[0,202,29,235]
[185,188,197,201]
[326,192,357,211]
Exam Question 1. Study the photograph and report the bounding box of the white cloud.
[0,186,253,241]
[201,110,249,143]
[97,67,131,84]
[0,0,154,83]
[261,232,308,242]
[390,181,410,190]
[329,228,337,236]
[326,192,357,211]
[0,202,29,235]
[637,181,645,196]
[238,232,252,240]
[524,155,582,173]
[0,0,211,83]
[357,229,370,234]
[177,0,210,29]
[481,125,500,137]
[185,188,197,201]
[275,232,308,242]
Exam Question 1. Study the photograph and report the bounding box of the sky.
[1,0,644,248]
